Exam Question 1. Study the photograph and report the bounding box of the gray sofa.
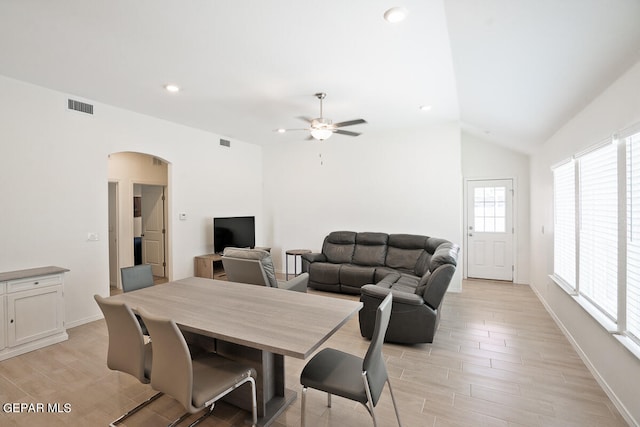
[301,230,459,344]
[301,231,456,293]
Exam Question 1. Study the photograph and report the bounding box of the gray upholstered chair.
[300,293,402,427]
[138,308,258,427]
[94,295,162,426]
[222,247,308,292]
[120,264,154,335]
[120,264,154,292]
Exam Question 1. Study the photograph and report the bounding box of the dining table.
[107,276,362,426]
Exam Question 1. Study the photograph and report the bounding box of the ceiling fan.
[279,93,366,141]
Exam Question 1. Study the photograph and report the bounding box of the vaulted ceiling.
[1,0,639,154]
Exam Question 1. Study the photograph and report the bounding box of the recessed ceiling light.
[384,7,408,23]
[164,84,180,93]
[276,128,286,133]
[419,105,432,111]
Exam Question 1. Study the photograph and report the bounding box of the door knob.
[468,233,473,237]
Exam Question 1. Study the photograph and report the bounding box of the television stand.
[195,248,272,280]
[194,254,226,279]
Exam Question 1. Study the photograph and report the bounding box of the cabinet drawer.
[7,274,62,293]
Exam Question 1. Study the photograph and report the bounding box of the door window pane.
[474,185,507,233]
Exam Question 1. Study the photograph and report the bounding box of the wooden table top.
[0,266,69,282]
[108,277,362,359]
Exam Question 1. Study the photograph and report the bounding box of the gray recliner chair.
[222,247,308,292]
[359,242,459,344]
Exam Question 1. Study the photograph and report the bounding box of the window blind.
[627,133,640,343]
[579,143,618,320]
[553,161,576,289]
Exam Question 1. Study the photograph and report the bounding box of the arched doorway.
[107,152,170,292]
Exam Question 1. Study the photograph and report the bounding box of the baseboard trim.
[65,313,102,329]
[529,284,638,427]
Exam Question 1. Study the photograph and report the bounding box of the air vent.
[67,99,93,115]
[220,139,230,148]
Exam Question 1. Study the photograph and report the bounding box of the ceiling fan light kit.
[278,92,366,141]
[310,127,333,141]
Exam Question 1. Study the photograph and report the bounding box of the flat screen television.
[213,216,255,253]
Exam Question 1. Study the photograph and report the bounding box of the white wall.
[263,124,464,291]
[461,132,530,284]
[0,75,263,327]
[530,60,640,425]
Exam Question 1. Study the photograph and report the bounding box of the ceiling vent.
[67,99,93,115]
[220,139,230,148]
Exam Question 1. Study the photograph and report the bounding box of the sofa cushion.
[374,267,397,282]
[222,247,278,288]
[353,232,388,266]
[385,247,424,272]
[390,275,419,294]
[323,231,356,263]
[414,272,431,297]
[385,234,429,272]
[377,272,400,288]
[388,234,429,249]
[308,262,341,285]
[414,251,431,276]
[340,264,375,288]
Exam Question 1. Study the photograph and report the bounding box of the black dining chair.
[300,292,402,426]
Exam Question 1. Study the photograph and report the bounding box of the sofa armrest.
[423,264,455,310]
[301,253,326,274]
[277,272,308,293]
[361,284,425,306]
[301,252,326,263]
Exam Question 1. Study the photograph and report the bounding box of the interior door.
[466,179,514,281]
[141,185,165,277]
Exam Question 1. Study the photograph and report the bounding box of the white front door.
[141,185,165,277]
[466,179,514,281]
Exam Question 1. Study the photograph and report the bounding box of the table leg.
[217,340,296,426]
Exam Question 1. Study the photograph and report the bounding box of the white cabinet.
[0,267,68,361]
[0,283,6,352]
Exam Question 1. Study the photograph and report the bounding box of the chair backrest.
[222,257,271,287]
[94,294,149,383]
[138,308,195,413]
[222,247,278,287]
[362,292,393,406]
[121,264,154,292]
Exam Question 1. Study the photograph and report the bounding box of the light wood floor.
[0,280,628,426]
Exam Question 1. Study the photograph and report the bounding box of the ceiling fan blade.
[305,135,315,141]
[298,116,314,123]
[334,119,367,128]
[334,129,361,137]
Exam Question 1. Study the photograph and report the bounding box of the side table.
[285,249,311,280]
